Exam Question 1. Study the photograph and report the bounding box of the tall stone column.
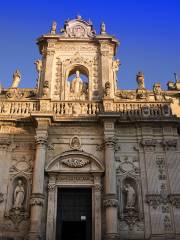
[103,121,119,240]
[29,119,49,240]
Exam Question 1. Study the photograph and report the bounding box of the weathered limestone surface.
[0,16,180,240]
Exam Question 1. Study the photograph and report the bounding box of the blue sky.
[0,0,179,90]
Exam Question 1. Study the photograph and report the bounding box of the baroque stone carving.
[13,179,25,209]
[34,60,42,88]
[47,183,56,192]
[103,199,118,208]
[67,70,88,100]
[169,194,180,208]
[0,192,4,203]
[124,183,136,209]
[62,158,90,168]
[11,69,21,88]
[7,208,28,227]
[61,16,96,38]
[70,136,81,149]
[50,21,57,34]
[35,134,48,145]
[30,193,44,206]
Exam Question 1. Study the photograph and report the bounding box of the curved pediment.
[45,150,104,173]
[61,16,96,39]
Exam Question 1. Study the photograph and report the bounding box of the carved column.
[103,121,119,240]
[29,120,49,240]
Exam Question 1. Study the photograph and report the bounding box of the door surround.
[45,150,104,240]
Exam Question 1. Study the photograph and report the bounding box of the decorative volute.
[36,16,119,100]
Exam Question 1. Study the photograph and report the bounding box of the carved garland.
[62,158,90,168]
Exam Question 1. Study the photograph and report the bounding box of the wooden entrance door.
[56,188,92,240]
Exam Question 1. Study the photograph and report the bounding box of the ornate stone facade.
[0,16,180,240]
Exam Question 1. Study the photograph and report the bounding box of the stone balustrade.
[0,99,173,118]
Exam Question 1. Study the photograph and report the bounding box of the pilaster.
[103,120,119,240]
[28,118,50,240]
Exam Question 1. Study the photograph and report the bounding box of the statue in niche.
[13,179,25,209]
[69,70,88,100]
[11,69,21,88]
[124,183,136,209]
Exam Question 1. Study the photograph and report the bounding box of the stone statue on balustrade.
[13,180,25,210]
[34,60,42,88]
[68,70,88,100]
[112,59,120,90]
[11,69,21,88]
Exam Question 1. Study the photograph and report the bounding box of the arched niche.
[64,64,92,101]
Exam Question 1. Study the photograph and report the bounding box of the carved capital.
[94,184,103,192]
[161,139,177,150]
[140,139,157,151]
[104,137,116,148]
[169,194,180,208]
[35,134,48,145]
[30,193,45,206]
[146,194,161,209]
[48,183,56,192]
[103,197,118,208]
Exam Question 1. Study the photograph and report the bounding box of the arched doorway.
[45,150,104,240]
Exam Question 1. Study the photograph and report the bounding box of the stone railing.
[52,101,102,116]
[0,101,38,116]
[0,99,173,119]
[103,100,172,118]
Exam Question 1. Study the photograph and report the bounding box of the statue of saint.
[124,183,136,209]
[34,60,42,88]
[50,21,57,34]
[11,69,21,88]
[153,83,163,100]
[112,59,120,90]
[70,71,83,97]
[13,179,25,209]
[100,22,106,34]
[136,72,145,89]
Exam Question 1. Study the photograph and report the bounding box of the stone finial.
[11,69,21,88]
[50,21,57,34]
[174,72,179,82]
[136,71,145,89]
[100,22,106,34]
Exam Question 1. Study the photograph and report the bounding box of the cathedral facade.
[0,16,180,240]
